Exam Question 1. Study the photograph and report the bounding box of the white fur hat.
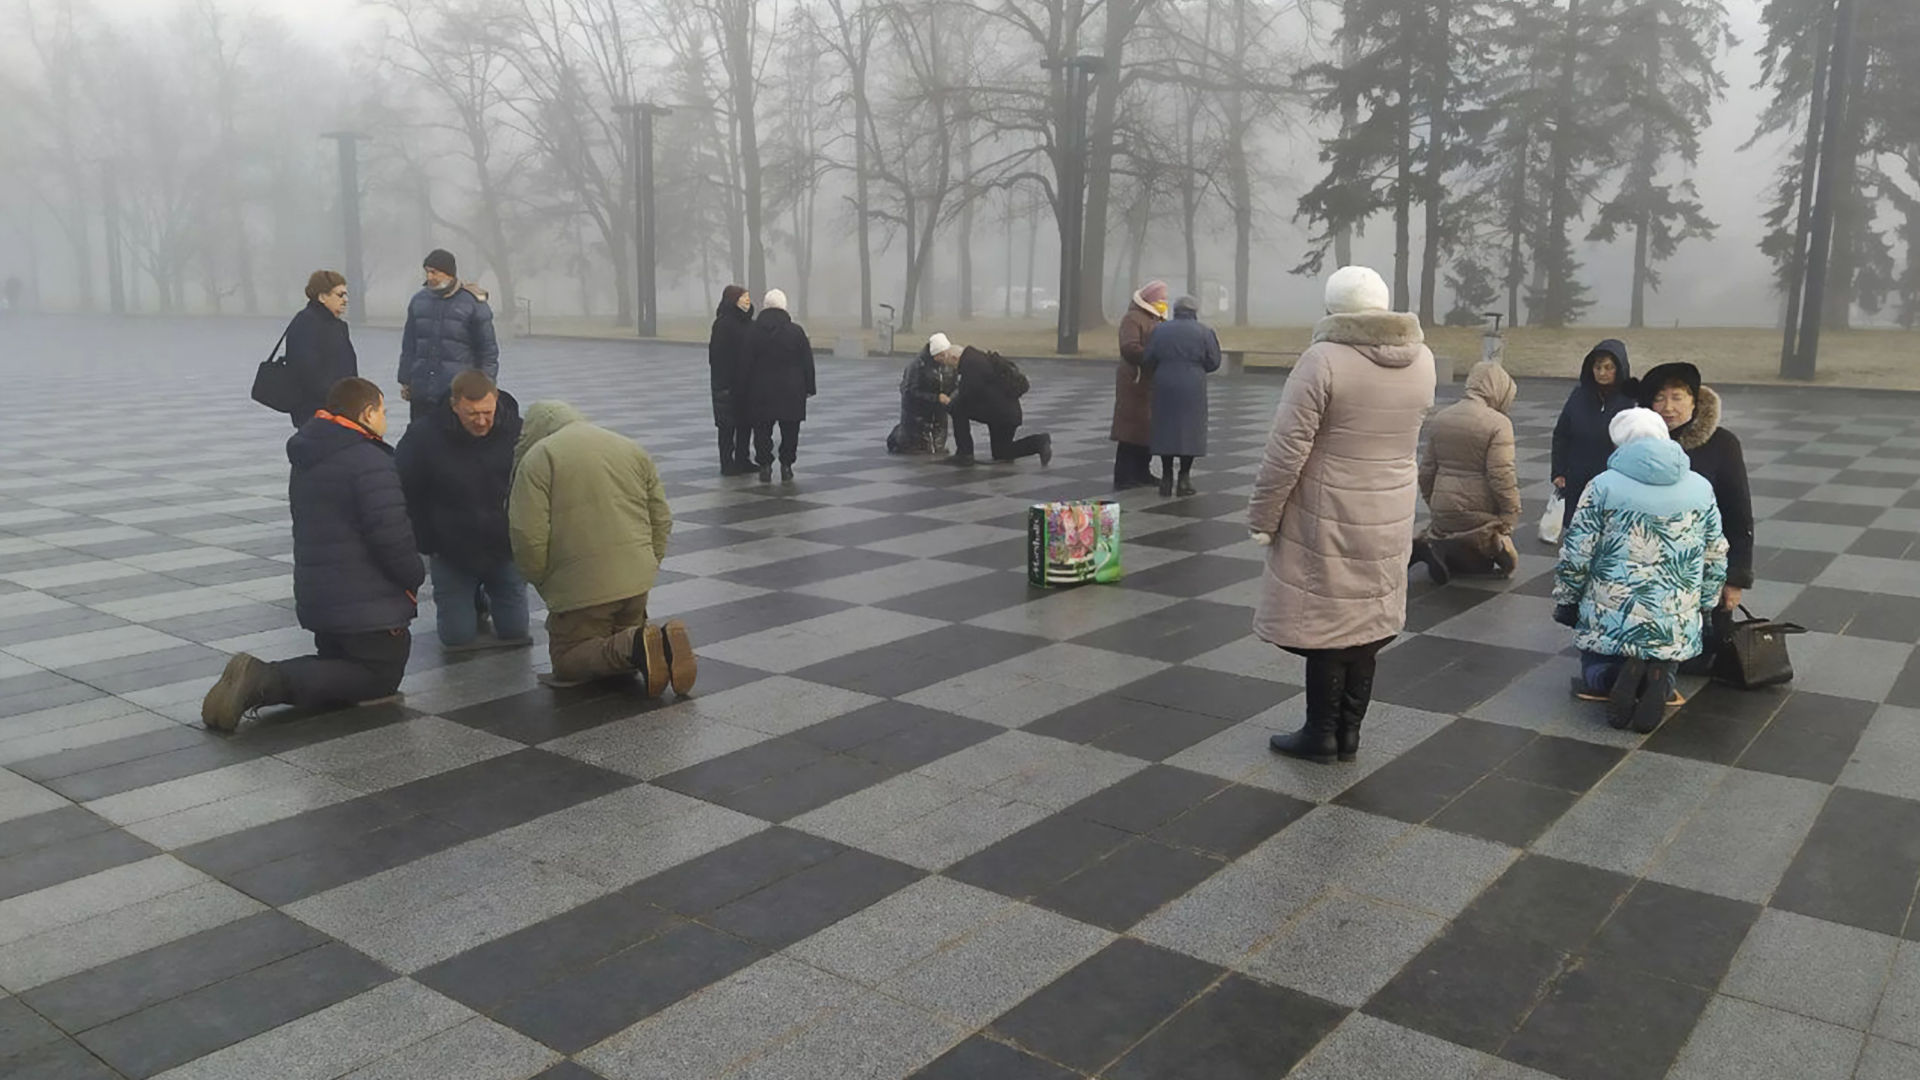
[764,289,788,311]
[1610,407,1670,447]
[927,332,951,355]
[1324,266,1391,314]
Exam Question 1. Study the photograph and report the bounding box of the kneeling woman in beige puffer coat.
[1410,360,1522,584]
[1249,266,1436,766]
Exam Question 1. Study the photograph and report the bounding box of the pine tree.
[1444,255,1500,325]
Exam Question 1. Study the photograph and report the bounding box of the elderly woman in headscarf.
[1411,360,1523,583]
[1112,279,1168,489]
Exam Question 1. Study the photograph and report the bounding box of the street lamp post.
[615,102,673,338]
[1043,56,1103,355]
[322,133,367,325]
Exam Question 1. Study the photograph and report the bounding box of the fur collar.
[1673,385,1721,451]
[1312,310,1424,348]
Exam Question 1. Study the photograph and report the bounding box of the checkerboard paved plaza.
[4,315,1920,1080]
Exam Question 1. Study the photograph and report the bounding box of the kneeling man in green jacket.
[509,402,695,694]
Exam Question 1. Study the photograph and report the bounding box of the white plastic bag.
[1539,490,1564,545]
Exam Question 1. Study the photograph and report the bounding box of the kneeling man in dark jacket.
[397,370,529,651]
[202,378,424,731]
[948,346,1051,466]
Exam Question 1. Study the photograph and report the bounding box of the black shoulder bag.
[250,322,301,414]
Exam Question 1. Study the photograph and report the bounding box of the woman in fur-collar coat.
[1250,266,1436,765]
[1639,362,1755,607]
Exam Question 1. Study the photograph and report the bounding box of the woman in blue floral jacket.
[1553,407,1729,733]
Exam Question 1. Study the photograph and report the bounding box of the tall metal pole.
[101,162,126,315]
[614,104,642,333]
[1789,0,1856,381]
[639,105,670,338]
[323,133,367,325]
[1778,6,1831,376]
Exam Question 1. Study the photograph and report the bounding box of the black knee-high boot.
[1270,653,1347,764]
[1338,656,1379,762]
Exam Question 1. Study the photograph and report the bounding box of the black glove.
[1553,603,1579,628]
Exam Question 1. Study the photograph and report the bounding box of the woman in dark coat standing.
[709,285,754,474]
[1144,295,1222,497]
[949,346,1050,465]
[1550,339,1634,533]
[742,289,816,483]
[284,270,358,427]
[1111,280,1168,489]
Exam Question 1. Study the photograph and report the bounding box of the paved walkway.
[2,316,1919,1080]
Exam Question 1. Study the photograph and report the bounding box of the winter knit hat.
[1139,280,1169,305]
[927,332,952,355]
[763,289,788,312]
[423,249,457,278]
[1610,407,1670,448]
[1174,295,1200,314]
[1324,266,1391,314]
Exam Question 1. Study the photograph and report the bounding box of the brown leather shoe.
[663,619,697,696]
[630,624,669,697]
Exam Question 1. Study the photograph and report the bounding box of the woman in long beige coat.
[1410,360,1521,584]
[1250,266,1436,764]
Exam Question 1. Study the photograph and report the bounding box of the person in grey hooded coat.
[1145,296,1222,497]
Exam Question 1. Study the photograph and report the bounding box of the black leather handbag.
[1712,606,1806,690]
[250,324,299,413]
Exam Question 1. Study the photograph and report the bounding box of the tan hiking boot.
[663,619,697,696]
[631,624,669,698]
[201,654,276,733]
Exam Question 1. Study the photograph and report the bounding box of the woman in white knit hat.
[1552,406,1730,733]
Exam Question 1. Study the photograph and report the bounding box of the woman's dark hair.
[305,270,347,302]
[720,284,746,308]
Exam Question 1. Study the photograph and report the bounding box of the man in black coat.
[948,346,1051,466]
[284,270,357,427]
[201,378,424,732]
[709,285,755,474]
[398,249,500,423]
[741,288,815,483]
[397,371,530,651]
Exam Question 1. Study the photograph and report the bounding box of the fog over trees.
[0,0,1914,330]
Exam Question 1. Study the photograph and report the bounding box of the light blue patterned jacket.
[1554,438,1730,660]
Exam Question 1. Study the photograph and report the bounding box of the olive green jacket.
[508,402,672,614]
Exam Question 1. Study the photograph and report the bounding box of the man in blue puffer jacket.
[1553,407,1728,735]
[399,249,499,422]
[200,378,425,732]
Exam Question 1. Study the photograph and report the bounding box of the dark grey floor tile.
[0,805,113,860]
[1128,519,1251,554]
[174,796,412,879]
[7,724,224,783]
[1589,880,1761,988]
[714,754,899,821]
[653,736,829,802]
[0,997,62,1059]
[1105,974,1346,1080]
[1025,694,1197,745]
[235,701,419,756]
[870,572,1055,622]
[1092,705,1247,761]
[1735,691,1875,783]
[0,679,104,718]
[1333,757,1485,824]
[682,592,857,646]
[1773,500,1886,527]
[910,1035,1078,1080]
[1498,954,1712,1080]
[1460,855,1635,951]
[376,749,595,813]
[60,645,232,695]
[529,1064,610,1080]
[490,922,765,1054]
[1072,600,1253,661]
[40,741,262,803]
[440,684,657,744]
[793,700,953,753]
[1118,554,1262,598]
[790,514,949,546]
[1372,638,1550,714]
[844,713,1002,772]
[1404,718,1539,772]
[1147,492,1248,520]
[428,762,636,834]
[717,547,911,589]
[1891,650,1920,710]
[1404,586,1500,632]
[76,943,390,1078]
[0,1036,123,1080]
[1031,838,1225,932]
[1150,784,1315,859]
[0,826,159,901]
[1641,706,1774,764]
[1114,666,1298,721]
[704,849,924,947]
[1364,922,1568,1053]
[1773,787,1920,936]
[226,813,473,905]
[1496,736,1626,793]
[791,625,1045,698]
[415,893,682,1013]
[944,814,1132,900]
[1430,776,1578,847]
[24,910,333,1033]
[1063,765,1228,834]
[991,938,1223,1074]
[627,827,845,916]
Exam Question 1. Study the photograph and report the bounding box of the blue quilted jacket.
[398,285,499,403]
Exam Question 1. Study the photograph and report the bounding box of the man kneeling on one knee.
[203,378,423,731]
[509,402,695,694]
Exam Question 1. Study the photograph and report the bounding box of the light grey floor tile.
[1466,662,1648,747]
[84,757,317,826]
[984,742,1146,810]
[964,588,1182,640]
[123,774,364,850]
[1839,705,1920,801]
[724,989,965,1080]
[147,979,469,1080]
[1242,891,1445,1007]
[1645,768,1829,902]
[1666,996,1864,1080]
[1347,828,1518,918]
[0,855,209,947]
[790,560,993,605]
[0,702,169,766]
[785,877,1012,987]
[1233,702,1454,803]
[550,802,769,888]
[285,840,534,938]
[700,607,948,672]
[1424,593,1573,654]
[335,862,607,973]
[541,713,770,780]
[1857,1038,1920,1080]
[876,901,1113,1028]
[675,676,881,736]
[1185,636,1308,684]
[1872,942,1920,1046]
[1721,910,1900,1029]
[581,957,863,1080]
[1533,752,1725,875]
[0,880,261,992]
[913,730,1081,790]
[789,773,972,849]
[337,1017,558,1080]
[487,784,711,859]
[0,772,71,826]
[1784,633,1913,701]
[1287,1012,1489,1080]
[857,792,1052,871]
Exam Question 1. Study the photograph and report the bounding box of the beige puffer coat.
[1248,311,1436,651]
[1418,361,1521,553]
